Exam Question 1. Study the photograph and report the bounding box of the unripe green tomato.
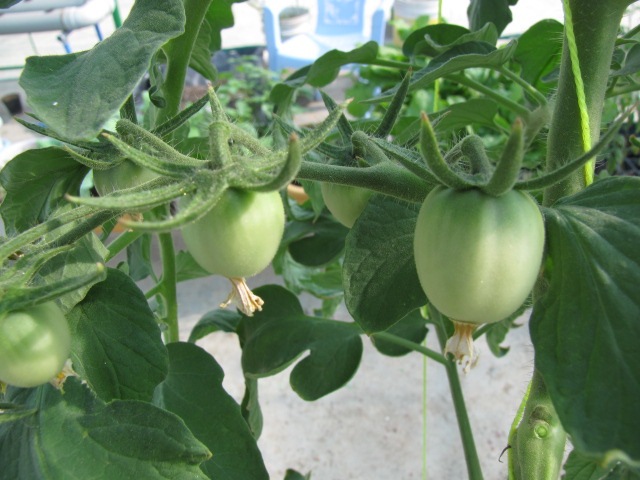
[414,186,545,325]
[93,160,159,196]
[181,189,285,278]
[0,302,71,388]
[320,183,372,228]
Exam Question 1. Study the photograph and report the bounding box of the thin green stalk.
[372,332,447,365]
[297,161,431,203]
[158,0,214,125]
[496,67,547,106]
[422,337,429,480]
[432,310,484,480]
[105,230,145,262]
[157,232,179,343]
[447,74,531,118]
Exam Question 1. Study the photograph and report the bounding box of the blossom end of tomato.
[221,277,264,317]
[444,321,479,374]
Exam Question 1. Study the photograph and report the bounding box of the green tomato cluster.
[0,302,71,388]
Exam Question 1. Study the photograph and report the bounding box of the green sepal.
[456,135,492,177]
[66,179,193,211]
[242,133,302,192]
[299,99,352,153]
[103,134,198,178]
[122,173,227,232]
[228,124,271,157]
[370,137,440,184]
[320,90,354,142]
[419,112,475,189]
[207,86,230,122]
[64,146,123,171]
[272,117,352,163]
[373,69,412,139]
[481,118,524,196]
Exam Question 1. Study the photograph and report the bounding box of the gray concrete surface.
[7,1,638,478]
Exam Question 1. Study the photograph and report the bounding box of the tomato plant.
[0,302,71,388]
[320,182,372,228]
[0,0,638,479]
[181,189,285,279]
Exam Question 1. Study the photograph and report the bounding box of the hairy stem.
[372,332,448,365]
[432,308,484,480]
[158,232,179,343]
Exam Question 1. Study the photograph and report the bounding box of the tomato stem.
[432,307,484,480]
[371,332,447,365]
[158,232,179,343]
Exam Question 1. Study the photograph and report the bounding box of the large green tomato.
[414,186,545,325]
[93,160,159,196]
[320,182,372,228]
[0,302,71,388]
[181,189,285,278]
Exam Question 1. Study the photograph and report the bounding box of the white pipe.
[0,0,115,34]
[3,0,87,14]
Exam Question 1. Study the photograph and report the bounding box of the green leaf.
[305,42,379,87]
[0,378,210,479]
[514,20,563,92]
[188,308,243,343]
[19,0,185,141]
[375,40,518,103]
[35,234,108,313]
[153,342,269,480]
[67,268,169,403]
[371,309,428,356]
[563,450,640,480]
[0,0,21,8]
[284,469,312,480]
[241,285,363,401]
[530,177,640,464]
[240,376,263,439]
[0,147,87,236]
[612,43,640,77]
[403,23,499,58]
[287,215,349,267]
[126,233,153,282]
[467,0,518,36]
[343,195,426,334]
[176,250,211,283]
[434,98,498,132]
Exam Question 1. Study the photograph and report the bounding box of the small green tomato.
[320,183,372,228]
[0,302,71,388]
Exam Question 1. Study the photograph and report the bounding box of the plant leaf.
[514,19,563,93]
[0,147,87,236]
[241,285,363,401]
[530,177,640,464]
[374,40,518,103]
[153,342,268,480]
[19,0,185,140]
[467,0,518,36]
[403,23,498,58]
[371,309,428,356]
[67,268,169,403]
[343,195,426,334]
[0,378,210,479]
[563,450,640,480]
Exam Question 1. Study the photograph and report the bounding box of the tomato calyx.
[220,277,265,317]
[444,321,480,373]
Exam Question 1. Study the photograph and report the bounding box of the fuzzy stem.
[105,230,145,262]
[432,309,484,480]
[543,0,631,206]
[562,0,593,184]
[158,232,179,343]
[297,161,431,203]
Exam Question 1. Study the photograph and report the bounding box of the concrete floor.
[0,1,600,478]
